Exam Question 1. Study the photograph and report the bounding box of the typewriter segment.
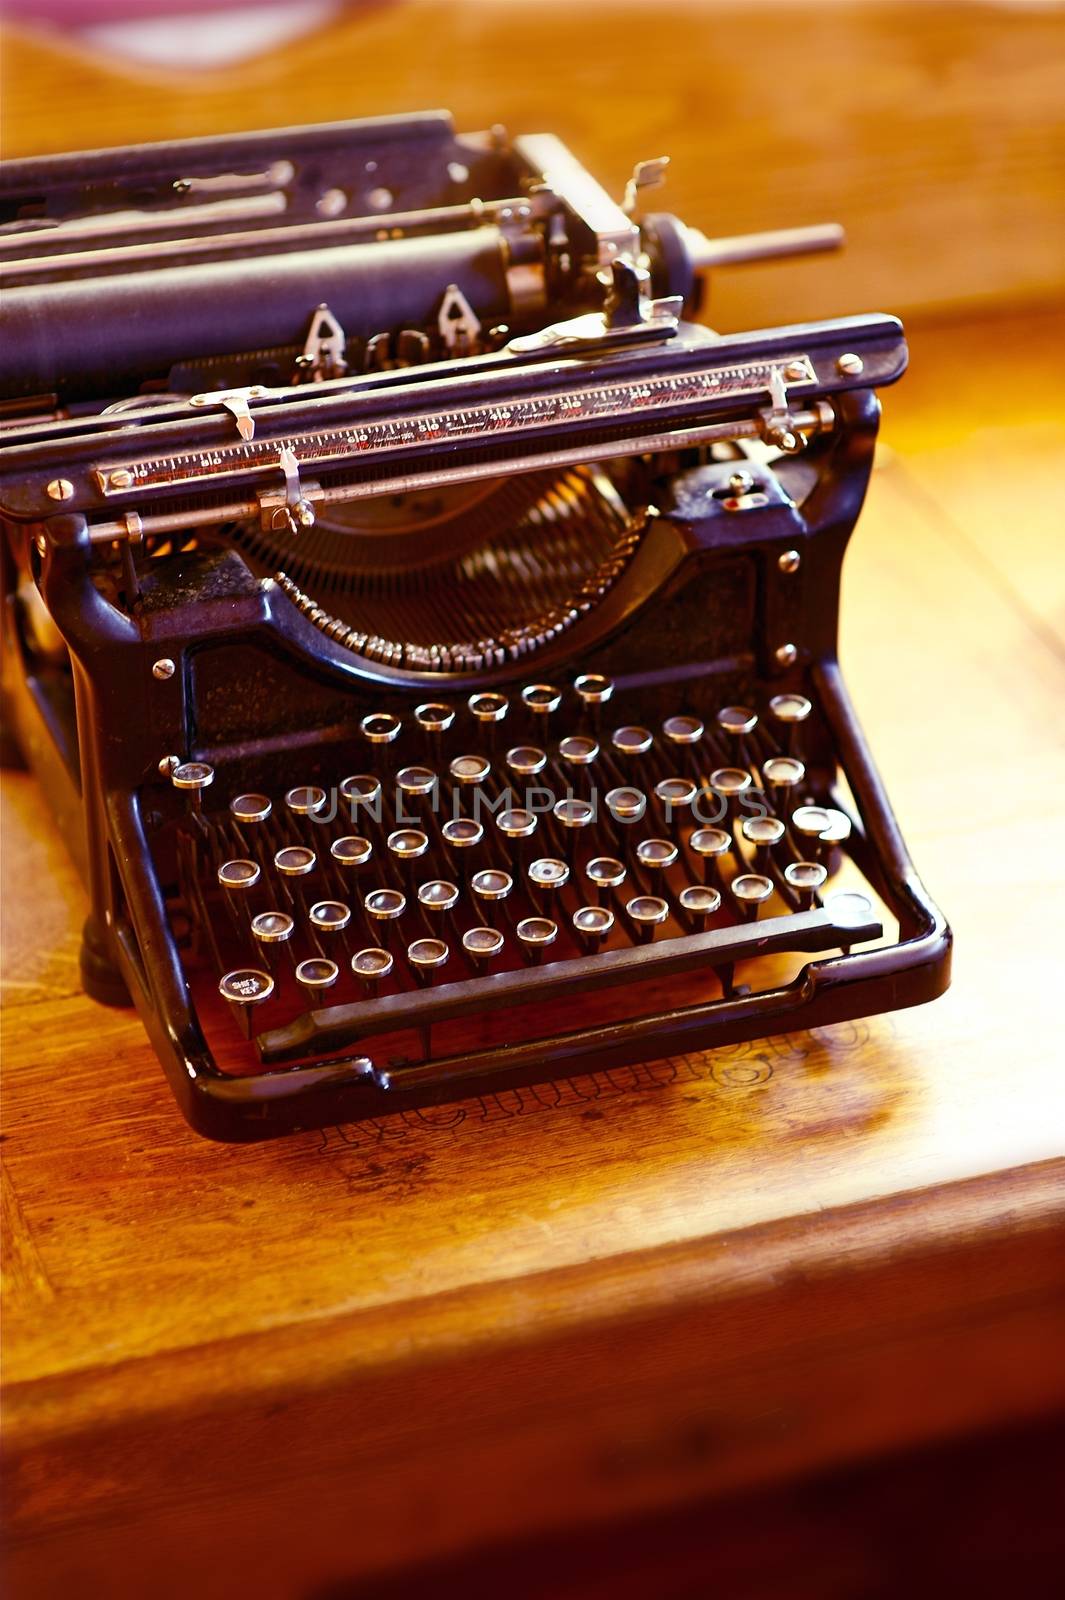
[0,114,950,1138]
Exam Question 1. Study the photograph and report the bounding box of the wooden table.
[3,3,1065,1585]
[3,306,1064,1597]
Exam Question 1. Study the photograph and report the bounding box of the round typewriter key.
[396,765,437,798]
[558,734,599,766]
[219,968,274,1005]
[636,837,679,873]
[689,826,732,882]
[731,873,775,920]
[818,807,853,847]
[360,712,401,745]
[497,807,537,839]
[274,845,316,876]
[662,714,704,747]
[296,957,339,990]
[468,691,508,724]
[449,754,491,786]
[415,702,455,735]
[171,761,214,791]
[626,894,670,943]
[553,797,594,830]
[462,925,504,970]
[417,879,459,914]
[230,793,271,823]
[573,904,614,951]
[521,684,561,717]
[605,786,646,825]
[351,947,394,992]
[585,856,627,904]
[285,784,327,816]
[763,756,806,811]
[505,745,547,778]
[785,859,828,908]
[678,884,722,928]
[791,805,833,855]
[364,888,406,921]
[408,937,449,1055]
[217,859,260,890]
[769,692,812,726]
[769,692,812,755]
[309,900,351,931]
[655,777,697,819]
[251,911,294,944]
[340,773,381,808]
[612,725,653,757]
[717,705,758,739]
[741,815,785,847]
[471,868,513,902]
[553,798,594,861]
[710,767,753,802]
[516,916,558,964]
[387,827,429,862]
[741,814,786,869]
[529,858,569,903]
[408,937,449,977]
[574,673,614,706]
[442,817,483,850]
[331,835,373,868]
[442,817,483,879]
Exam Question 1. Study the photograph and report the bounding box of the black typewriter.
[0,112,950,1140]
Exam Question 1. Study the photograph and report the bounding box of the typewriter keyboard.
[159,677,890,1080]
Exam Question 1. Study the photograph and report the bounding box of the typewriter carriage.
[0,115,950,1139]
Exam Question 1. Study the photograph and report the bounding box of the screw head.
[775,642,799,668]
[46,478,74,502]
[152,658,176,681]
[778,548,801,574]
[783,360,807,381]
[837,352,864,376]
[109,468,134,490]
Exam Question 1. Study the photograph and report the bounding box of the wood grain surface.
[2,7,1065,1592]
[3,306,1064,1597]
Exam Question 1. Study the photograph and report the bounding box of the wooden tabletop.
[3,9,1065,1591]
[3,301,1064,1596]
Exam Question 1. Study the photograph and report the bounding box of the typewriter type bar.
[0,112,950,1139]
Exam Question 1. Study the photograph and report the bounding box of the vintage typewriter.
[0,113,950,1139]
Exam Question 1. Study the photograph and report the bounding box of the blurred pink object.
[2,0,290,18]
[2,0,346,68]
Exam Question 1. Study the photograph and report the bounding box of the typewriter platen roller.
[0,113,950,1139]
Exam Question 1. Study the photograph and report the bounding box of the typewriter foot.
[79,916,133,1008]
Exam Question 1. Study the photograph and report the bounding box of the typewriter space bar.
[256,905,880,1066]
